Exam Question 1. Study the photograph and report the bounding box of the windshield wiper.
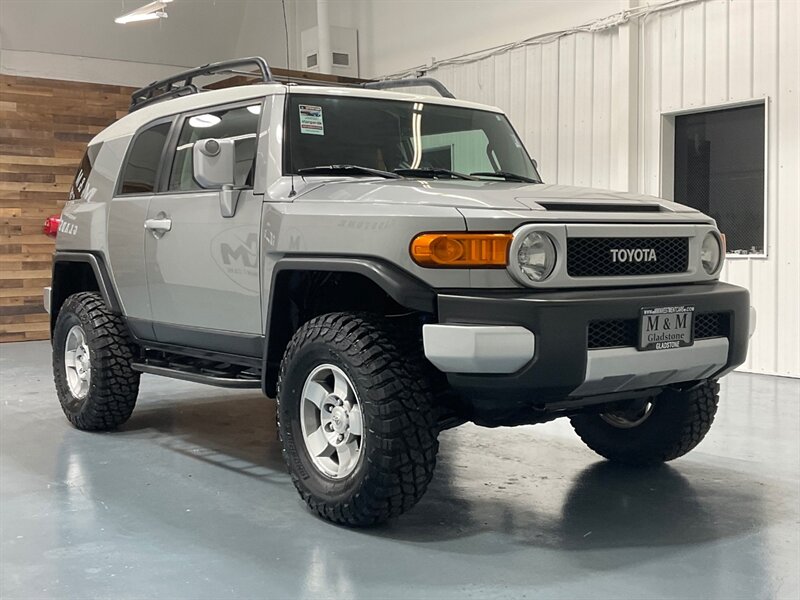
[393,168,477,181]
[297,165,402,179]
[470,171,540,183]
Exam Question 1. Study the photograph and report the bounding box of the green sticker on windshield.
[299,104,324,135]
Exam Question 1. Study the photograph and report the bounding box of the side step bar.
[131,363,261,389]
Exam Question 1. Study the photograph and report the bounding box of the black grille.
[567,237,689,277]
[588,312,729,349]
[694,312,730,339]
[587,319,638,349]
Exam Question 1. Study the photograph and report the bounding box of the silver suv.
[45,58,754,526]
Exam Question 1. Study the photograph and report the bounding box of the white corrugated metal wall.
[426,0,799,377]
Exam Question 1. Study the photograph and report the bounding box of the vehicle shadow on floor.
[118,389,785,563]
[376,456,781,554]
[119,391,288,479]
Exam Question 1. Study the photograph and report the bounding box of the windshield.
[284,94,539,181]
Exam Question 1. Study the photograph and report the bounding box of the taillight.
[43,215,61,238]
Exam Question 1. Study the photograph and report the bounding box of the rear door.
[143,100,265,355]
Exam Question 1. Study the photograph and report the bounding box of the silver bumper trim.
[422,324,535,374]
[570,338,729,397]
[43,286,52,314]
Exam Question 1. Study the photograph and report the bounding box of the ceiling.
[0,0,292,70]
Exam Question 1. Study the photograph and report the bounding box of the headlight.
[516,231,557,282]
[701,232,723,274]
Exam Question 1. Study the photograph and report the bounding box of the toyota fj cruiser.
[45,58,754,526]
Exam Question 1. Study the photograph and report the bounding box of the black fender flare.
[261,256,436,396]
[50,252,122,332]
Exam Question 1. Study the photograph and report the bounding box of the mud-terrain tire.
[53,292,140,431]
[277,312,439,526]
[570,380,719,466]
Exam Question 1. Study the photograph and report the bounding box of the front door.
[144,102,264,355]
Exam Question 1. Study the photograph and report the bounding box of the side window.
[69,150,93,201]
[118,122,171,195]
[169,104,261,192]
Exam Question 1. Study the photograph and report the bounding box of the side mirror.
[530,156,539,170]
[193,138,240,218]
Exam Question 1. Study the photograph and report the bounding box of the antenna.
[281,0,297,197]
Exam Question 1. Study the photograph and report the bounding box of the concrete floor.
[1,341,798,600]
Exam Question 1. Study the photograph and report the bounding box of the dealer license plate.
[639,305,695,351]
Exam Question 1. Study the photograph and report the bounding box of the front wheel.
[570,379,719,466]
[277,313,439,526]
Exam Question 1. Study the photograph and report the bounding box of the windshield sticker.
[299,104,324,135]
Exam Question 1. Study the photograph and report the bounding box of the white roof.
[90,82,504,144]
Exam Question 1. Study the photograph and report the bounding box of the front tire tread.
[277,312,438,526]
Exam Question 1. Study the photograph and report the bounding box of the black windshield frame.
[282,93,540,181]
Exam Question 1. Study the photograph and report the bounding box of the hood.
[295,179,700,214]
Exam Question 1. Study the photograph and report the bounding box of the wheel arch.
[50,252,121,336]
[261,257,436,396]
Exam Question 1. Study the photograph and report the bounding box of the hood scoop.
[535,201,664,213]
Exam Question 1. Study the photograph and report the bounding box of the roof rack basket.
[361,77,455,99]
[129,57,274,113]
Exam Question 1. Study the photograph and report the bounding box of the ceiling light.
[115,0,173,25]
[189,114,221,128]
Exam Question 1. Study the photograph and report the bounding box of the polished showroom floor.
[1,341,798,599]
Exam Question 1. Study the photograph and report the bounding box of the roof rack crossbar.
[361,77,455,99]
[129,57,274,113]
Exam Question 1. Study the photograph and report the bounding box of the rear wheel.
[570,380,719,466]
[52,292,140,431]
[277,312,439,526]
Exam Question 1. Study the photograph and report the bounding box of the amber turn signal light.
[410,232,512,267]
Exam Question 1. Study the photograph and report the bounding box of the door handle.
[144,216,172,238]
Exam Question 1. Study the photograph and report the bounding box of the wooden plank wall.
[0,75,133,342]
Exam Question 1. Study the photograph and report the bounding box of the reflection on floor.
[1,341,798,599]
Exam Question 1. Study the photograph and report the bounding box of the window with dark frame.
[168,104,261,192]
[673,103,765,255]
[69,151,92,201]
[118,122,171,195]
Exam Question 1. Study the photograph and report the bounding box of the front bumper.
[427,282,751,413]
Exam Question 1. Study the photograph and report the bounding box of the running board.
[131,363,261,389]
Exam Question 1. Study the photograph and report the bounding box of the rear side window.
[168,103,261,192]
[69,150,92,201]
[118,122,171,195]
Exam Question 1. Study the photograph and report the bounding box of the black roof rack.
[129,57,274,113]
[361,77,455,99]
[128,58,455,113]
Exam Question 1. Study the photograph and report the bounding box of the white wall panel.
[425,0,799,376]
[682,1,706,108]
[540,42,562,184]
[591,33,613,190]
[640,10,662,197]
[574,33,595,188]
[557,35,578,185]
[774,0,800,377]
